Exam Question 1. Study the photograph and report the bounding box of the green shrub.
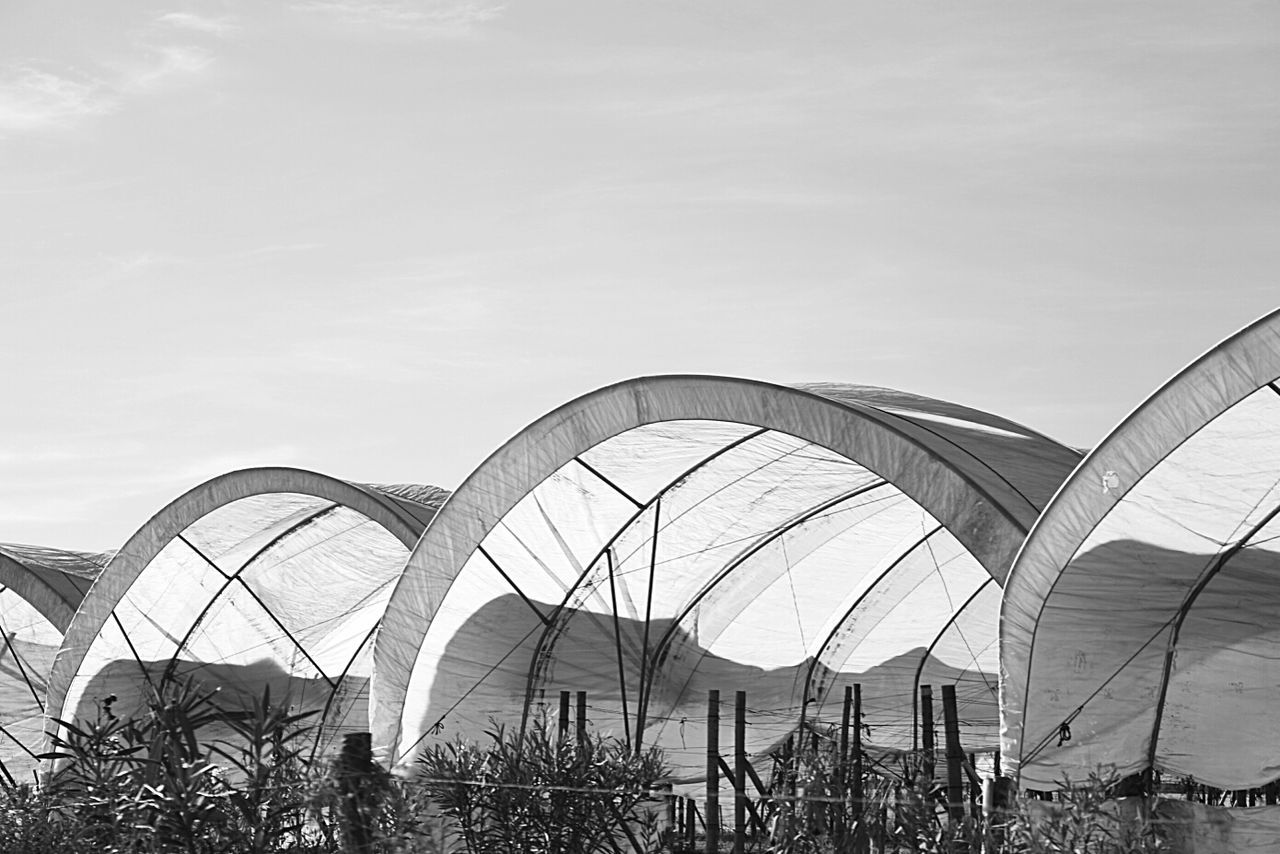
[37,678,331,853]
[414,720,667,854]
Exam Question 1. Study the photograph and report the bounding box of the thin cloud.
[292,0,503,36]
[0,67,112,132]
[238,242,325,259]
[114,45,214,94]
[0,449,84,467]
[156,12,239,37]
[0,40,213,136]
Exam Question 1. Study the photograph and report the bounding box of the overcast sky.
[1,0,1277,550]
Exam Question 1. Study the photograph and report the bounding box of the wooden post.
[559,690,570,739]
[686,798,697,851]
[576,690,588,745]
[840,685,853,773]
[668,790,676,829]
[673,796,682,845]
[837,686,852,844]
[734,691,746,854]
[941,685,964,821]
[706,690,719,854]
[968,752,979,819]
[338,732,375,854]
[985,775,1015,850]
[780,734,794,843]
[920,685,935,783]
[852,683,864,854]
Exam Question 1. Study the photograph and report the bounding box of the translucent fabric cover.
[1,590,63,784]
[0,544,108,785]
[1002,309,1280,791]
[800,384,1079,517]
[375,378,1079,777]
[47,471,445,761]
[1152,800,1280,854]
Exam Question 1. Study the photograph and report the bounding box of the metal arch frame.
[0,548,102,633]
[376,375,1069,766]
[792,526,943,738]
[43,466,432,756]
[1001,307,1280,784]
[1145,502,1280,774]
[797,383,1082,517]
[637,482,896,745]
[157,506,347,690]
[906,577,998,750]
[516,428,768,741]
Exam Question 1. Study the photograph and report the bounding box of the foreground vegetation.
[1,679,1172,853]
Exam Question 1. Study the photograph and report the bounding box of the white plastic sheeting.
[43,468,446,761]
[1154,800,1280,854]
[373,377,1080,777]
[0,543,108,785]
[1002,309,1280,791]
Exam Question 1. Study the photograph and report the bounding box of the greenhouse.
[372,376,1081,778]
[0,543,111,784]
[1001,309,1280,843]
[42,467,447,762]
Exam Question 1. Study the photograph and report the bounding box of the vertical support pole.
[338,732,375,854]
[968,752,979,819]
[559,690,570,739]
[920,685,935,783]
[982,776,996,842]
[734,690,746,854]
[780,734,795,844]
[941,685,964,821]
[837,686,852,845]
[840,686,853,772]
[706,690,720,854]
[674,796,682,843]
[634,500,662,753]
[576,690,588,745]
[852,683,864,854]
[985,774,1014,850]
[685,798,696,851]
[606,549,632,750]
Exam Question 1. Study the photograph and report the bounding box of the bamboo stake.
[706,689,719,854]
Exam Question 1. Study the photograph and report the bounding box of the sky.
[0,0,1277,551]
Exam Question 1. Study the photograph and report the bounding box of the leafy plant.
[207,686,318,852]
[39,677,335,853]
[415,719,666,854]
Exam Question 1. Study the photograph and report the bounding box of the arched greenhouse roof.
[44,467,448,760]
[372,376,1081,776]
[1,543,111,785]
[1002,308,1280,791]
[1,542,110,632]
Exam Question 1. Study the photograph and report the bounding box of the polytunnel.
[43,467,447,761]
[372,376,1081,777]
[0,543,110,784]
[1001,308,1280,803]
